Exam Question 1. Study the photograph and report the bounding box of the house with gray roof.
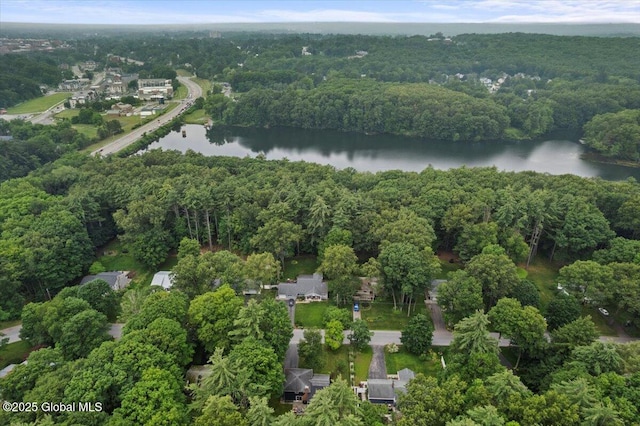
[367,368,415,405]
[80,271,131,291]
[277,273,328,301]
[283,368,330,403]
[367,379,397,405]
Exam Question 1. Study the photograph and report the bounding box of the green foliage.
[546,294,581,330]
[110,367,188,426]
[400,313,434,355]
[188,285,244,354]
[76,279,120,321]
[583,109,640,161]
[0,347,65,402]
[177,237,200,259]
[551,316,599,351]
[0,54,70,108]
[397,374,467,426]
[323,306,353,329]
[88,261,106,275]
[57,308,110,360]
[378,242,441,310]
[325,319,345,351]
[121,318,193,368]
[195,395,247,426]
[228,337,285,398]
[349,319,372,351]
[437,270,484,327]
[124,290,188,333]
[450,311,498,356]
[593,237,640,264]
[466,253,520,310]
[319,244,358,281]
[298,328,324,371]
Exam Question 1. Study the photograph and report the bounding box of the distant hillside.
[1,21,639,38]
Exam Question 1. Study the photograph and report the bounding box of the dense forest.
[0,54,74,108]
[1,149,640,424]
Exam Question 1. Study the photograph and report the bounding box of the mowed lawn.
[354,346,373,383]
[283,256,319,280]
[361,295,428,330]
[385,346,442,377]
[522,257,561,309]
[96,238,178,287]
[7,92,71,114]
[184,109,208,124]
[294,302,329,328]
[319,345,350,380]
[0,341,32,369]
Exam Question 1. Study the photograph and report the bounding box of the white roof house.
[151,271,174,290]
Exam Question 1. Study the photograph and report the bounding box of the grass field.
[96,238,178,287]
[184,109,208,124]
[0,320,21,330]
[192,77,212,95]
[435,258,463,279]
[73,123,99,139]
[7,92,71,114]
[385,346,442,377]
[582,308,617,336]
[174,84,188,100]
[361,295,427,330]
[354,346,373,383]
[523,257,561,309]
[54,109,79,119]
[319,345,350,380]
[283,256,319,280]
[0,341,31,369]
[294,302,329,328]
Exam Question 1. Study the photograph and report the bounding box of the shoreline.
[581,152,640,169]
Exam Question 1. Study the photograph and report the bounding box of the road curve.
[92,76,203,156]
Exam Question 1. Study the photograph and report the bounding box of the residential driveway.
[1,325,22,344]
[368,346,387,379]
[284,344,299,369]
[429,304,447,332]
[288,301,296,326]
[108,323,124,340]
[353,309,361,321]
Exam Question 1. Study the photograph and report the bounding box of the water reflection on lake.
[142,125,640,181]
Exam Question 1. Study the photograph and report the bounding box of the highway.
[92,76,203,156]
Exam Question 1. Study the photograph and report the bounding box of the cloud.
[256,9,397,22]
[1,0,639,24]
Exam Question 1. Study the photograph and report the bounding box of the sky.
[1,0,639,25]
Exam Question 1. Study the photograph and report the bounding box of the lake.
[143,124,640,181]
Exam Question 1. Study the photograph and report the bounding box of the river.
[142,125,640,181]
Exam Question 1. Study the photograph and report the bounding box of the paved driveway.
[284,344,299,369]
[368,346,387,379]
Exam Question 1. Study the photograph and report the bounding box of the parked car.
[354,303,360,312]
[598,307,609,316]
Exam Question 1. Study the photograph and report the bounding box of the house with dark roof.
[80,271,131,291]
[367,379,397,405]
[367,368,415,405]
[283,368,330,403]
[277,273,328,302]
